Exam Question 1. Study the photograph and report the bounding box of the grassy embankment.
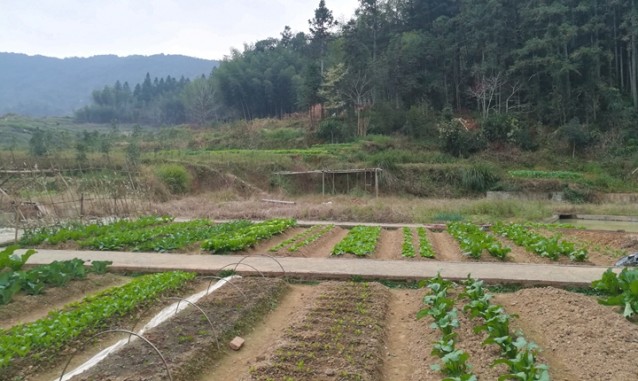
[2,115,638,223]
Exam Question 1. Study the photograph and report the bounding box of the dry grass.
[145,192,638,224]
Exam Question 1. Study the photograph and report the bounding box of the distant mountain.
[0,53,219,116]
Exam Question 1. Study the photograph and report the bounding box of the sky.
[0,0,359,61]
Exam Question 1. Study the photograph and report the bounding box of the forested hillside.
[0,53,218,116]
[200,0,638,152]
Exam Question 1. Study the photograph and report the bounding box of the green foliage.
[461,277,550,380]
[20,216,172,247]
[317,118,351,143]
[447,222,510,260]
[401,227,415,258]
[438,120,486,158]
[0,258,112,305]
[0,271,194,369]
[417,227,435,258]
[269,224,334,253]
[331,226,382,256]
[508,170,583,180]
[0,246,36,271]
[460,164,500,193]
[592,268,638,319]
[202,219,296,253]
[492,223,587,262]
[154,164,192,194]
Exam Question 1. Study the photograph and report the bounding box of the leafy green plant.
[268,224,334,253]
[0,246,36,271]
[492,223,587,262]
[460,276,549,380]
[448,222,510,260]
[592,268,638,318]
[493,338,550,381]
[20,216,172,247]
[0,271,21,305]
[90,260,113,274]
[331,226,382,257]
[402,227,415,258]
[0,271,195,369]
[417,227,436,258]
[202,219,296,253]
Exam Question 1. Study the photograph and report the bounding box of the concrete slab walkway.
[24,249,613,287]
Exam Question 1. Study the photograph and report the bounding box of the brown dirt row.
[69,278,288,381]
[13,278,638,381]
[249,282,390,381]
[374,228,403,260]
[495,287,638,380]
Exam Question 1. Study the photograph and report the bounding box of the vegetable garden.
[1,267,636,380]
[4,214,637,378]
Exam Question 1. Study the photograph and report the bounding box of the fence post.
[80,193,84,219]
[13,202,19,244]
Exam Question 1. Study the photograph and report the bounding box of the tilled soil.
[69,278,288,381]
[374,228,403,260]
[429,231,466,261]
[494,287,638,381]
[249,282,390,381]
[295,226,349,257]
[0,273,129,330]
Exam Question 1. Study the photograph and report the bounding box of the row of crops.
[0,271,195,369]
[17,216,592,262]
[419,275,549,380]
[0,246,111,304]
[19,216,296,254]
[448,222,588,262]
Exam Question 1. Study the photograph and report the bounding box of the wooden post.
[80,193,84,219]
[13,202,19,244]
[332,173,335,194]
[322,172,325,196]
[374,169,379,198]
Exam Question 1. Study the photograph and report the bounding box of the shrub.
[460,164,500,193]
[438,119,486,157]
[317,118,351,143]
[154,164,191,194]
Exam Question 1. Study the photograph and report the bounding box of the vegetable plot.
[417,227,436,258]
[592,267,638,319]
[81,219,251,252]
[202,219,296,253]
[461,277,550,380]
[19,216,172,246]
[0,271,195,370]
[417,274,477,380]
[331,226,382,256]
[268,224,334,253]
[448,222,511,260]
[402,227,416,257]
[0,258,113,305]
[492,223,587,262]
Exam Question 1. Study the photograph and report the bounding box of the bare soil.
[429,231,465,261]
[381,289,439,381]
[294,225,349,258]
[374,228,403,260]
[69,278,288,381]
[0,273,130,330]
[249,282,390,381]
[494,287,638,380]
[198,284,320,381]
[244,227,306,255]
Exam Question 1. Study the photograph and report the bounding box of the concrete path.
[24,249,613,287]
[0,228,19,246]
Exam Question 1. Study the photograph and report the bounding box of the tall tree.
[309,0,338,75]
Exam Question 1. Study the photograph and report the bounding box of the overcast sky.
[0,0,359,61]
